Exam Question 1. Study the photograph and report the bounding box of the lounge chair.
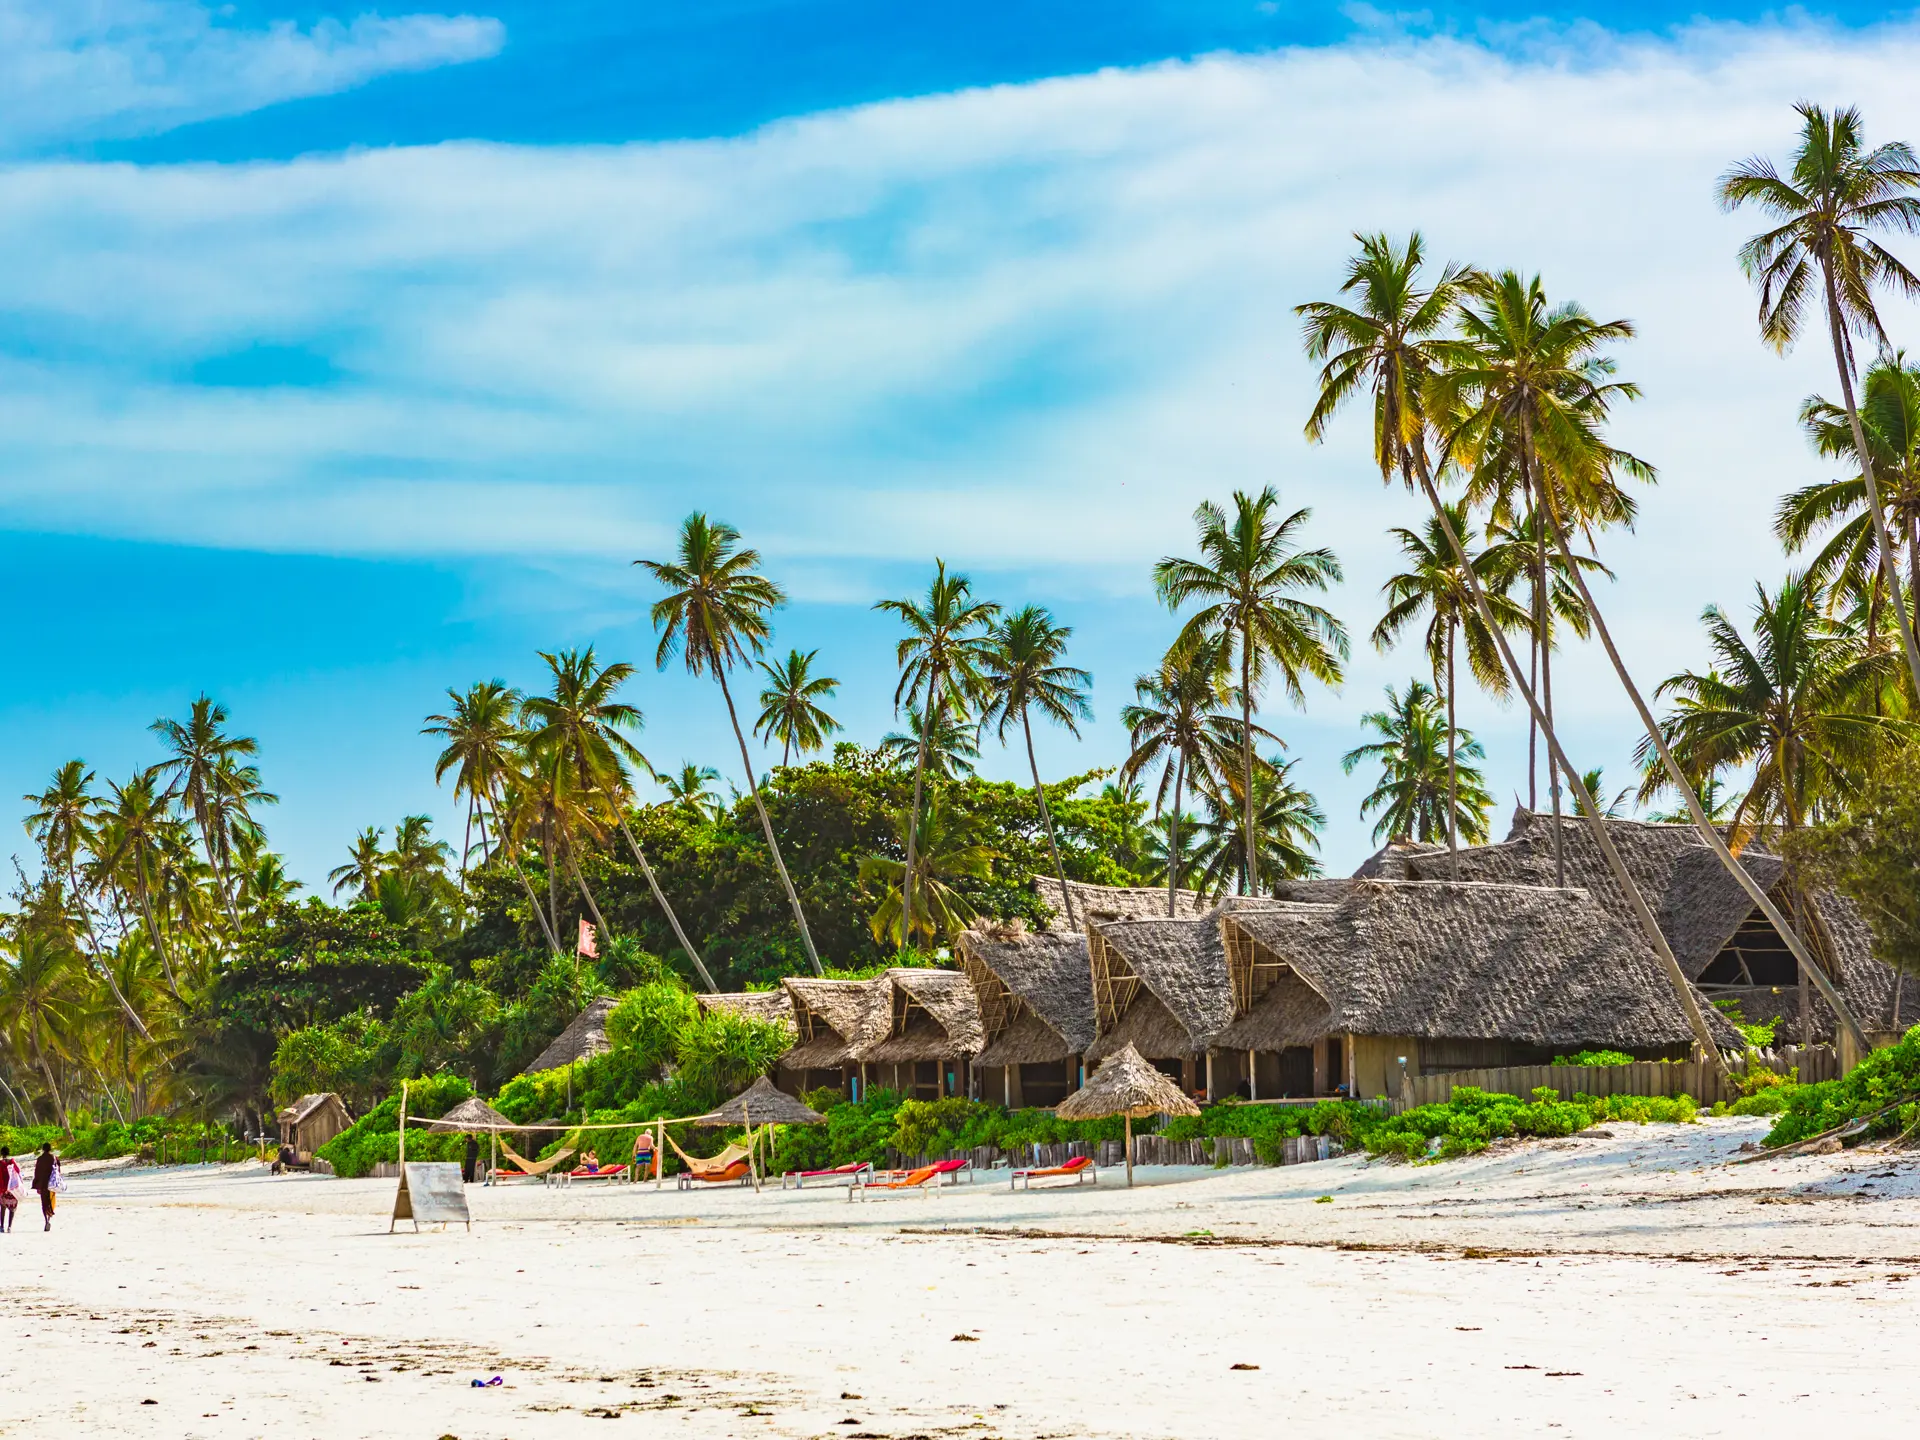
[676,1159,751,1189]
[1010,1155,1096,1190]
[779,1161,873,1190]
[560,1163,631,1186]
[849,1164,941,1201]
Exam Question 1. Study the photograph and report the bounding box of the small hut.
[859,968,984,1100]
[277,1092,351,1163]
[427,1097,516,1133]
[778,975,893,1098]
[524,997,618,1075]
[957,922,1097,1108]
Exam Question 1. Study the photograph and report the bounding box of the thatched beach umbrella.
[429,1096,519,1180]
[695,1076,824,1191]
[1055,1043,1200,1187]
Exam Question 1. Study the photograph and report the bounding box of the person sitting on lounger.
[579,1149,601,1173]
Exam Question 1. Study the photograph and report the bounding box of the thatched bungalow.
[860,968,984,1099]
[1220,881,1742,1100]
[525,996,618,1074]
[1371,810,1908,1047]
[1035,875,1208,930]
[955,922,1096,1108]
[277,1092,351,1162]
[777,975,892,1098]
[1085,914,1237,1099]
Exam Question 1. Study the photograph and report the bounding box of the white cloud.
[4,18,1920,864]
[0,0,504,150]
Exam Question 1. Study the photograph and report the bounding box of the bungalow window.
[1278,1046,1315,1097]
[1698,910,1800,988]
[1018,1061,1071,1109]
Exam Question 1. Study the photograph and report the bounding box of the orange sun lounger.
[780,1162,872,1190]
[849,1164,940,1201]
[1010,1155,1096,1190]
[676,1159,752,1189]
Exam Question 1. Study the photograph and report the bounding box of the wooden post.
[1003,1067,1011,1108]
[654,1119,664,1190]
[1248,1050,1258,1102]
[1124,1113,1134,1189]
[398,1080,408,1170]
[1204,1051,1215,1102]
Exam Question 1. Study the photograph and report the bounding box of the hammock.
[664,1130,754,1179]
[498,1138,577,1178]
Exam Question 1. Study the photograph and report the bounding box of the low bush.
[1763,1024,1920,1147]
[314,1073,473,1177]
[1551,1050,1635,1067]
[1361,1085,1696,1162]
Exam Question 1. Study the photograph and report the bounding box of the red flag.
[576,918,598,958]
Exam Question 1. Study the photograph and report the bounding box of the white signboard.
[391,1162,471,1232]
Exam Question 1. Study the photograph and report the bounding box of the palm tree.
[979,606,1093,930]
[1780,354,1920,651]
[1373,503,1526,868]
[1720,101,1920,698]
[755,648,842,769]
[1189,757,1325,896]
[1119,637,1247,914]
[0,930,82,1126]
[237,849,303,918]
[1154,487,1347,894]
[660,763,724,823]
[642,514,824,975]
[24,760,150,1039]
[874,561,1001,949]
[1298,233,1733,1072]
[1431,269,1650,883]
[1639,574,1906,838]
[520,647,716,992]
[878,698,982,779]
[1341,681,1492,846]
[1647,768,1739,824]
[329,826,386,900]
[858,797,993,947]
[96,770,182,997]
[1575,767,1634,820]
[423,680,521,877]
[150,695,257,930]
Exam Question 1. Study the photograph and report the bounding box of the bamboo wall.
[1396,1045,1841,1112]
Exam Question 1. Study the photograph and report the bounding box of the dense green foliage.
[1763,1025,1920,1147]
[1360,1085,1697,1161]
[1550,1049,1636,1067]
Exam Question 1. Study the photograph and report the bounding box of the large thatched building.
[956,923,1097,1108]
[774,969,984,1100]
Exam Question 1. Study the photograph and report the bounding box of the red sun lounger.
[1010,1155,1096,1190]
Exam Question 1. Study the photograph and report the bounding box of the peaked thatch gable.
[1086,914,1237,1061]
[1034,875,1208,930]
[525,997,618,1074]
[779,975,892,1069]
[863,968,986,1063]
[956,924,1097,1066]
[1223,881,1741,1050]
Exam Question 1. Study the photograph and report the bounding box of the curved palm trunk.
[129,853,180,999]
[716,666,824,975]
[562,833,611,951]
[901,672,941,950]
[484,789,565,955]
[1240,636,1256,896]
[1524,455,1565,888]
[1444,625,1459,875]
[30,1029,68,1129]
[1168,751,1187,919]
[1408,455,1730,1078]
[613,812,716,992]
[1022,712,1077,932]
[1535,491,1869,1054]
[1825,267,1920,700]
[68,857,151,1041]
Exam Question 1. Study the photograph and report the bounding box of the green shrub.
[1360,1084,1694,1162]
[314,1074,473,1177]
[1764,1024,1920,1147]
[1551,1049,1635,1067]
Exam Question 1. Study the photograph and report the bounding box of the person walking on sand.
[31,1143,57,1231]
[0,1146,20,1233]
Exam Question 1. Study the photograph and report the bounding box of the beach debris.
[1315,1195,1334,1204]
[951,1333,979,1342]
[471,1375,504,1388]
[841,1392,863,1400]
[1230,1363,1259,1371]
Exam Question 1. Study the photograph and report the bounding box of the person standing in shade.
[0,1147,20,1233]
[463,1134,480,1185]
[30,1143,56,1231]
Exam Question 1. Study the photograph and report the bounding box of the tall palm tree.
[96,770,182,997]
[755,648,842,769]
[660,763,724,823]
[1341,681,1492,846]
[0,930,82,1126]
[1431,268,1649,883]
[329,826,386,900]
[1189,757,1326,897]
[858,797,993,947]
[642,514,824,975]
[150,695,257,930]
[1119,637,1247,915]
[23,760,150,1039]
[1154,487,1347,894]
[1720,101,1920,698]
[520,647,716,991]
[1575,767,1635,820]
[878,697,982,779]
[979,605,1093,931]
[1780,354,1920,652]
[1373,503,1526,868]
[1298,233,1732,1072]
[1639,575,1906,838]
[874,561,1001,948]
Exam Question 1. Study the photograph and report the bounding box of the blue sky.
[3,1,1919,894]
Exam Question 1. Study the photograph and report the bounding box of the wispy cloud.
[0,1,504,151]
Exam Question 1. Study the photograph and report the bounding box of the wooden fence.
[1397,1045,1840,1112]
[903,1134,1344,1172]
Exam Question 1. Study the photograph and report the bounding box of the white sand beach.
[4,1116,1917,1439]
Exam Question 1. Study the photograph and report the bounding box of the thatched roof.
[1353,840,1448,879]
[956,924,1097,1066]
[428,1097,516,1133]
[859,967,985,1064]
[779,975,892,1069]
[1086,914,1236,1061]
[524,996,618,1074]
[1035,876,1208,930]
[698,1076,825,1126]
[1055,1044,1200,1120]
[1223,881,1741,1050]
[698,989,799,1036]
[278,1092,343,1126]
